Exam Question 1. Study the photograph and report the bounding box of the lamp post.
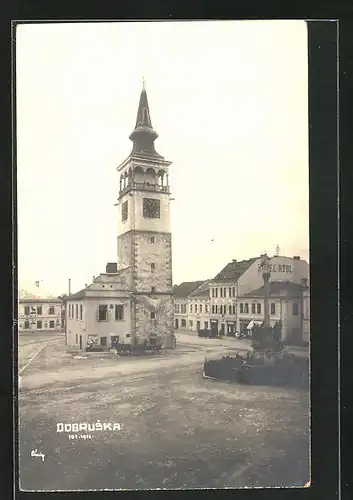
[261,253,271,329]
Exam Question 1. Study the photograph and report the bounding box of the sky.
[16,20,309,296]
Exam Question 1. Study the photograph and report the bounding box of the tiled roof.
[173,281,205,298]
[189,280,211,298]
[212,258,258,283]
[243,281,304,298]
[64,289,86,301]
[20,298,62,304]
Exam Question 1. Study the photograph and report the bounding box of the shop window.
[24,321,30,329]
[37,320,42,329]
[49,320,55,328]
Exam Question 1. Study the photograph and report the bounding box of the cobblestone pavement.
[18,336,310,491]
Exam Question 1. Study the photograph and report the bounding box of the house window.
[49,320,55,328]
[232,287,236,297]
[151,263,155,271]
[229,305,232,315]
[292,302,299,315]
[200,304,203,313]
[256,303,261,314]
[220,288,223,298]
[100,337,107,347]
[189,320,193,328]
[49,306,55,315]
[224,288,227,297]
[115,305,124,320]
[240,303,244,313]
[190,304,193,313]
[181,319,186,328]
[301,278,307,286]
[212,288,215,298]
[212,305,215,314]
[80,304,83,320]
[232,305,236,315]
[215,305,218,314]
[229,288,232,297]
[24,306,30,315]
[37,320,42,329]
[75,304,78,319]
[195,305,198,313]
[24,320,30,329]
[150,236,155,243]
[151,286,156,292]
[98,305,108,321]
[252,303,256,314]
[76,334,78,344]
[215,288,218,298]
[271,303,276,315]
[37,306,42,315]
[150,311,156,320]
[204,321,208,329]
[244,303,249,314]
[205,304,208,313]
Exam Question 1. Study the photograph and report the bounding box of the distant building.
[18,298,63,332]
[174,281,205,331]
[174,281,211,332]
[239,281,306,343]
[208,255,309,336]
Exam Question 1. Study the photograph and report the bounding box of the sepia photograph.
[16,20,310,491]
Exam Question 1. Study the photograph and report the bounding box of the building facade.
[208,255,309,336]
[239,281,306,343]
[19,299,63,332]
[65,84,175,350]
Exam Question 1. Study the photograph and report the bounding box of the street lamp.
[260,253,271,329]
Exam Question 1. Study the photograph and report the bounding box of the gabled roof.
[212,258,258,283]
[173,281,205,298]
[243,281,304,298]
[189,280,211,298]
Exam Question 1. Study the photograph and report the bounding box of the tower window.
[121,200,128,222]
[151,286,156,292]
[150,311,156,319]
[150,236,155,243]
[151,263,155,271]
[143,198,160,219]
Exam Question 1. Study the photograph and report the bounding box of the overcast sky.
[16,20,309,296]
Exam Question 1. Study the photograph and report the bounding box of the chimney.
[293,256,300,260]
[68,278,71,295]
[232,259,237,263]
[106,262,118,274]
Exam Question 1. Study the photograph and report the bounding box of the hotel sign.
[257,264,292,273]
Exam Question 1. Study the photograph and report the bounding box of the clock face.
[143,198,160,219]
[121,200,128,222]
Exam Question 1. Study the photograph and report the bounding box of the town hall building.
[65,84,175,351]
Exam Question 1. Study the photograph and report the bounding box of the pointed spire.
[129,82,161,157]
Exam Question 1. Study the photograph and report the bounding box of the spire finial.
[142,76,145,90]
[275,244,280,256]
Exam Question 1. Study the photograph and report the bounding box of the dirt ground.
[18,334,310,491]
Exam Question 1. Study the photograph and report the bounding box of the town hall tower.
[116,83,175,348]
